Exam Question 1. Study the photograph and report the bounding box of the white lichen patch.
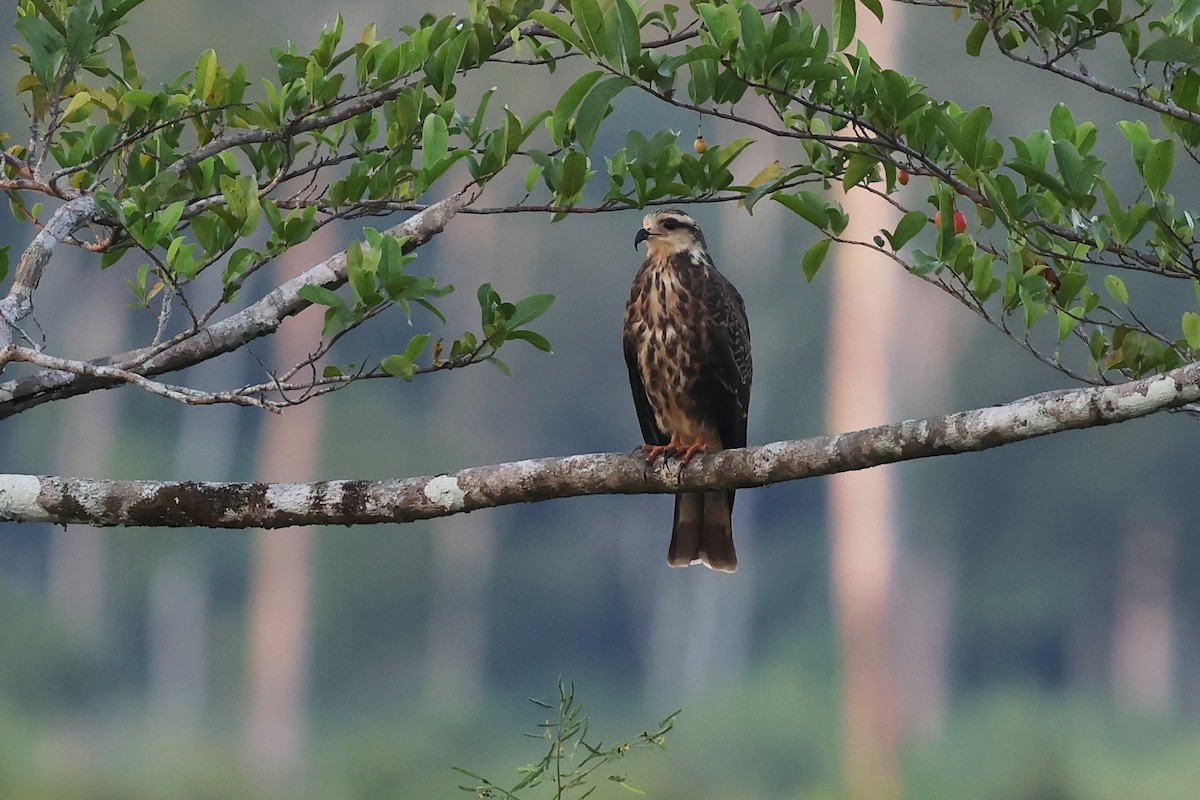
[265,483,314,516]
[424,475,466,511]
[0,474,42,519]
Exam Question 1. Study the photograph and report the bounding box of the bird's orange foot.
[640,442,672,463]
[676,437,708,465]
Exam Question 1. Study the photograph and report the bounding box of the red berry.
[935,209,967,234]
[897,168,910,186]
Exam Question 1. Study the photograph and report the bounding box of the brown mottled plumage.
[624,209,752,572]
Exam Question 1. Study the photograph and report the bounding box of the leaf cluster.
[8,0,1200,409]
[511,0,1200,384]
[454,680,678,800]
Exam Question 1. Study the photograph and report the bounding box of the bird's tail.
[669,491,737,572]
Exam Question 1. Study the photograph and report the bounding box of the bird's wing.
[699,259,752,450]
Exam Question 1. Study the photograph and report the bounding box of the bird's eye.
[662,218,680,230]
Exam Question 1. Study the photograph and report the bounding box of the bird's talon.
[677,439,708,465]
[640,443,670,463]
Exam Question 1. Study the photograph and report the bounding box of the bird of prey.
[624,209,752,572]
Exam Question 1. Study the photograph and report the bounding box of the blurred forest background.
[2,1,1200,798]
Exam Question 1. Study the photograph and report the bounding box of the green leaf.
[422,112,449,172]
[959,106,993,169]
[574,76,630,152]
[529,10,588,53]
[298,284,344,309]
[551,70,603,146]
[1104,274,1129,305]
[507,329,554,352]
[859,0,884,23]
[1057,309,1077,343]
[434,31,467,98]
[841,152,876,191]
[1140,35,1200,66]
[613,0,642,70]
[1008,159,1072,205]
[195,48,218,100]
[1183,312,1200,350]
[120,88,155,109]
[832,0,856,50]
[573,0,607,59]
[774,191,838,232]
[509,293,556,328]
[1141,139,1175,195]
[155,201,186,239]
[802,239,831,282]
[889,211,926,251]
[1020,285,1047,329]
[380,354,416,380]
[403,332,431,361]
[1118,120,1152,164]
[965,20,988,56]
[61,90,92,122]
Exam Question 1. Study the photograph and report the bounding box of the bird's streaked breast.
[626,255,714,442]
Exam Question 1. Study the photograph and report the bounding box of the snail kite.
[624,209,752,572]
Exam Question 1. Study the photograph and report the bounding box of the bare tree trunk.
[827,28,904,799]
[41,252,126,780]
[148,552,208,729]
[1112,520,1176,715]
[47,255,125,645]
[891,274,968,741]
[245,234,328,788]
[419,215,506,716]
[826,270,902,800]
[422,510,496,715]
[894,547,952,740]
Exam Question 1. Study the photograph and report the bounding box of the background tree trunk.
[47,254,125,645]
[826,13,906,798]
[245,233,329,788]
[1111,520,1176,714]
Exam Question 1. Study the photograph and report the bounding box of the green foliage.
[454,681,678,799]
[3,0,566,393]
[480,0,1200,383]
[6,0,1200,394]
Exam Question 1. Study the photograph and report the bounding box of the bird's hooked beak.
[634,227,651,250]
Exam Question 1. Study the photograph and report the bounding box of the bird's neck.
[646,240,708,267]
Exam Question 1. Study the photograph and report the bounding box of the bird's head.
[634,209,708,259]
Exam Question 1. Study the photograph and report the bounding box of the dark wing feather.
[697,257,752,450]
[623,304,668,447]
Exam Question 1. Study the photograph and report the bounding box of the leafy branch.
[454,681,677,800]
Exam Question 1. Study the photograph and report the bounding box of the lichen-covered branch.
[0,190,473,418]
[0,196,106,349]
[4,360,1197,528]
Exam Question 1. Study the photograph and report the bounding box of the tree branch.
[4,360,1198,527]
[0,195,107,350]
[0,188,475,418]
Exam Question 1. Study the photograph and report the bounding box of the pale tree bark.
[245,234,329,788]
[826,11,907,798]
[1,360,1198,527]
[827,204,902,799]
